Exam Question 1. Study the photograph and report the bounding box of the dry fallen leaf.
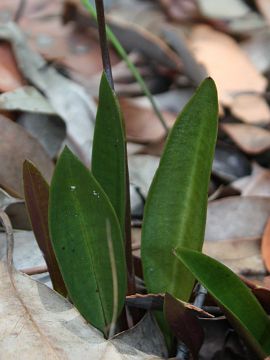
[203,237,266,275]
[230,94,270,125]
[205,196,270,242]
[0,42,25,92]
[0,212,166,359]
[256,0,270,24]
[221,123,270,154]
[0,115,54,197]
[120,99,175,143]
[262,217,270,272]
[188,25,267,106]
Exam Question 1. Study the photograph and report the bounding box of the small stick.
[94,0,114,89]
[20,265,48,276]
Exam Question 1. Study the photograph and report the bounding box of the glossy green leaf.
[92,72,126,237]
[23,160,67,297]
[49,147,127,335]
[175,248,270,359]
[141,78,218,301]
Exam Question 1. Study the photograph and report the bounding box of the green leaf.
[49,147,127,336]
[92,73,126,237]
[175,248,270,359]
[141,78,218,301]
[23,160,67,297]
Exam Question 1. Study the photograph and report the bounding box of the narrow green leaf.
[92,72,126,237]
[81,0,168,133]
[141,78,218,301]
[175,248,270,359]
[49,147,127,335]
[23,160,67,297]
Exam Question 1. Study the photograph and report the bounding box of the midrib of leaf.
[169,123,207,295]
[67,164,108,330]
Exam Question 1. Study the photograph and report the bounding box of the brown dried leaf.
[120,99,175,143]
[0,115,53,197]
[189,25,267,106]
[0,42,25,92]
[262,217,270,272]
[164,293,204,359]
[159,0,199,22]
[221,123,270,154]
[23,161,67,296]
[231,94,270,125]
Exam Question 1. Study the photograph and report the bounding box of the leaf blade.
[141,78,218,301]
[91,73,126,237]
[49,147,127,335]
[175,248,270,359]
[23,160,67,296]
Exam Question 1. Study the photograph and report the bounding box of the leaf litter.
[1,0,270,358]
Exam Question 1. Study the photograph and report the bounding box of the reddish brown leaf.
[164,293,205,359]
[23,160,67,297]
[262,217,270,272]
[0,42,25,92]
[221,123,270,155]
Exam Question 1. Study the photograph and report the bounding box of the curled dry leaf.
[262,217,270,272]
[0,115,54,197]
[0,212,165,359]
[188,25,267,106]
[221,123,270,154]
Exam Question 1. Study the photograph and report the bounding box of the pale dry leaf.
[0,22,96,167]
[230,94,270,125]
[0,86,55,114]
[205,196,270,242]
[241,31,270,73]
[0,215,165,359]
[188,25,267,106]
[203,237,266,275]
[197,0,250,19]
[232,163,270,197]
[221,123,270,154]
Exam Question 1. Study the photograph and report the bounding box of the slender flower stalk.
[94,0,114,89]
